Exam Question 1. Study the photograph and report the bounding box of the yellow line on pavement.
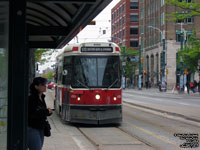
[125,120,183,150]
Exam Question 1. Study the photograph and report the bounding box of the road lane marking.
[125,120,183,150]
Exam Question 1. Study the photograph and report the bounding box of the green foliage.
[35,48,58,65]
[166,0,200,72]
[41,71,55,81]
[177,32,200,72]
[166,0,200,21]
[120,46,139,79]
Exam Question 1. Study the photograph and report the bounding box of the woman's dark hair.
[30,77,48,94]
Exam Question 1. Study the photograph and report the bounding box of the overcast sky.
[69,0,120,44]
[39,0,120,72]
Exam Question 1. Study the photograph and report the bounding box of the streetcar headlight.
[95,94,100,100]
[77,97,81,101]
[113,97,117,101]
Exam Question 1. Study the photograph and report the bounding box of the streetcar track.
[116,126,155,149]
[77,125,155,150]
[77,127,100,150]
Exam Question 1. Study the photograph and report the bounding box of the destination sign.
[81,47,113,52]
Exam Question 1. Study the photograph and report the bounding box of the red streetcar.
[54,42,122,124]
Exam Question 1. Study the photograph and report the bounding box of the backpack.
[190,82,194,88]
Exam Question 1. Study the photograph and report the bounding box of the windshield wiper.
[76,80,90,89]
[107,79,119,89]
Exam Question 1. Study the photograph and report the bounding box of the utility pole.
[148,26,165,83]
[138,36,142,90]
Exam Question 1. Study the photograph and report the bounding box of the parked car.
[47,82,55,89]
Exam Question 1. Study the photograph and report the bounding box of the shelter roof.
[27,0,112,48]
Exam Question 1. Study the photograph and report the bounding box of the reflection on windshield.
[72,56,121,88]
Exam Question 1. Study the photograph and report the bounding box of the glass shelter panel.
[0,2,9,150]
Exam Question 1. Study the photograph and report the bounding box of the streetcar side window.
[57,60,63,84]
[62,56,72,85]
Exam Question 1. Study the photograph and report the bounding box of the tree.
[166,0,200,21]
[41,71,55,81]
[177,32,200,72]
[120,46,139,86]
[166,0,200,71]
[35,48,58,65]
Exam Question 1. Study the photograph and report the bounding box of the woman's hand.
[48,108,54,114]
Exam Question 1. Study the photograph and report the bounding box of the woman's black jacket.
[28,93,51,129]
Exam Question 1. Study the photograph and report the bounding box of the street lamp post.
[138,36,142,90]
[148,26,166,84]
[122,42,126,89]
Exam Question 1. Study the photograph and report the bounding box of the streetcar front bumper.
[69,105,122,124]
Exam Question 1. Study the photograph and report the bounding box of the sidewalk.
[123,87,200,126]
[43,90,97,150]
[125,87,200,96]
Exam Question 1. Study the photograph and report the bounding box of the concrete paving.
[43,89,154,150]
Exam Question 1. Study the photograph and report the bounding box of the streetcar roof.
[56,42,121,59]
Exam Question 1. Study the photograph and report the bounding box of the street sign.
[130,58,138,62]
[122,62,126,66]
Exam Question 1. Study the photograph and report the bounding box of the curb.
[123,101,200,124]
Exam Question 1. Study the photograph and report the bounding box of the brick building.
[111,0,139,48]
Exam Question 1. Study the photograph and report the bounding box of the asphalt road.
[43,89,200,150]
[123,88,200,124]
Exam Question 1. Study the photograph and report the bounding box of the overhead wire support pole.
[138,36,142,90]
[148,26,166,83]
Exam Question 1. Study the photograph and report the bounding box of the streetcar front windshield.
[72,56,121,88]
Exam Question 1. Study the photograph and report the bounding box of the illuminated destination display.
[81,47,113,52]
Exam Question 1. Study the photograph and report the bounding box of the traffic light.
[89,20,96,25]
[144,70,147,75]
[127,57,130,62]
[140,57,143,64]
[166,69,168,75]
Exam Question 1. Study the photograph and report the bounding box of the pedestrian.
[145,80,149,89]
[194,80,197,93]
[186,81,190,94]
[27,77,54,150]
[158,81,162,92]
[198,80,200,95]
[190,81,194,93]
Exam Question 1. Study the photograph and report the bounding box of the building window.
[130,40,139,48]
[140,8,144,19]
[176,11,184,23]
[130,2,138,9]
[122,3,125,12]
[161,12,165,25]
[122,16,125,24]
[186,11,194,23]
[130,27,138,35]
[186,16,194,23]
[122,29,125,37]
[119,18,122,26]
[130,15,138,22]
[161,0,165,6]
[176,31,182,42]
[186,0,192,2]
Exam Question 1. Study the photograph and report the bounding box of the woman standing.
[27,77,54,150]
